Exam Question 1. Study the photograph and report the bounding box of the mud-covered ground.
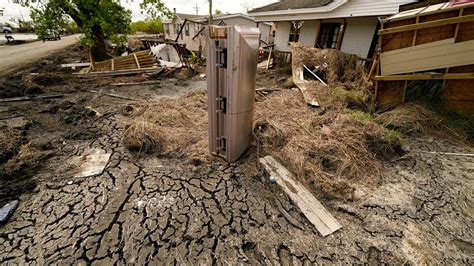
[0,45,473,264]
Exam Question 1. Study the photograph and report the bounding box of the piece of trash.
[199,74,206,78]
[67,181,73,185]
[0,200,19,225]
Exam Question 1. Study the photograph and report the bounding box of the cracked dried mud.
[0,45,473,264]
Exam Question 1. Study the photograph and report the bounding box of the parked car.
[2,24,13,33]
[39,29,61,41]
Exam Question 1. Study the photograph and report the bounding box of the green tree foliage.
[140,0,174,19]
[130,19,163,34]
[214,9,222,16]
[24,0,172,61]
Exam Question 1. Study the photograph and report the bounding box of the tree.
[214,9,222,16]
[25,0,172,61]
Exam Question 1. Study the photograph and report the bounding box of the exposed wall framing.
[374,2,474,110]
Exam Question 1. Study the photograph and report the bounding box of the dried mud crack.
[0,110,472,264]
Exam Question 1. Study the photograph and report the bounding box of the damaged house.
[163,11,272,52]
[248,0,418,59]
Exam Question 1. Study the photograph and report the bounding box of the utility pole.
[208,0,213,25]
[194,3,200,16]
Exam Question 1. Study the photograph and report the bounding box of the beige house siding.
[340,17,378,58]
[299,20,320,47]
[273,17,378,58]
[164,15,271,53]
[274,21,292,52]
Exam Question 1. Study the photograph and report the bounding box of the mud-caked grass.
[124,121,165,154]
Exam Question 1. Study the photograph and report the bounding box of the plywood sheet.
[380,38,474,75]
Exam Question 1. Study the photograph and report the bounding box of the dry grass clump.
[375,104,444,135]
[124,121,165,153]
[123,90,209,158]
[254,90,402,201]
[0,128,23,164]
[291,43,369,89]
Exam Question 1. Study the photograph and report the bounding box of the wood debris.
[260,156,342,236]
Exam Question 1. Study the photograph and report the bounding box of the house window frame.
[184,23,190,36]
[288,21,303,43]
[317,22,344,49]
[0,9,4,17]
[164,24,170,35]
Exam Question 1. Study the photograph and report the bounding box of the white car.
[2,25,12,33]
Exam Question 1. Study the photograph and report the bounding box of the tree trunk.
[90,24,109,62]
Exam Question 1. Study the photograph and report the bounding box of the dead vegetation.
[253,90,403,201]
[123,91,208,158]
[124,121,165,153]
[375,103,445,135]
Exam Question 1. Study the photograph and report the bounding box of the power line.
[193,3,200,15]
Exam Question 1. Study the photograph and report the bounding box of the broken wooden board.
[380,38,474,76]
[73,148,111,178]
[259,156,342,236]
[292,66,320,107]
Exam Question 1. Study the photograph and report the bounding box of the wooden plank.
[293,66,320,107]
[259,156,342,236]
[380,39,474,75]
[375,73,474,81]
[111,58,114,71]
[61,62,92,68]
[110,80,161,86]
[74,67,161,77]
[0,94,63,103]
[266,46,273,70]
[133,53,141,69]
[379,14,474,35]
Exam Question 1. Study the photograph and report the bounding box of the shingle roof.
[249,0,333,13]
[176,13,205,21]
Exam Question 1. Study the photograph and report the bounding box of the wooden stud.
[375,73,474,81]
[111,58,114,71]
[402,80,408,103]
[412,16,420,47]
[133,53,141,69]
[379,14,474,35]
[454,8,464,42]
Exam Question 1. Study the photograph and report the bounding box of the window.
[185,23,190,36]
[164,24,170,35]
[174,23,181,35]
[288,21,303,42]
[317,23,344,49]
[0,10,3,17]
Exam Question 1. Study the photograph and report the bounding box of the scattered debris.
[260,156,342,236]
[110,80,161,86]
[0,94,64,103]
[291,43,371,108]
[150,43,183,68]
[0,200,19,224]
[73,148,111,178]
[0,117,31,129]
[61,62,92,70]
[90,90,141,101]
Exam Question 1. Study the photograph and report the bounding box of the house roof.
[250,0,333,13]
[382,1,474,23]
[175,13,205,21]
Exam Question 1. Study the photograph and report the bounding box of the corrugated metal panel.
[206,26,260,162]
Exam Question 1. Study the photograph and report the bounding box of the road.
[0,34,81,75]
